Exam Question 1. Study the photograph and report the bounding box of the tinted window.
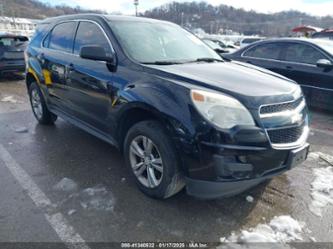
[284,43,325,64]
[312,32,333,40]
[243,43,283,60]
[74,22,112,55]
[48,22,76,53]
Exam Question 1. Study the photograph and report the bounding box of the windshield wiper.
[141,60,185,65]
[192,58,224,63]
[141,58,224,65]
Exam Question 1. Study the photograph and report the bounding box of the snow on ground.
[309,165,333,217]
[220,216,305,243]
[1,95,19,103]
[307,152,333,217]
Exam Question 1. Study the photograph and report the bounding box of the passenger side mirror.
[316,59,333,69]
[80,46,114,63]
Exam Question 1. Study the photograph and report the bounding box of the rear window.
[0,36,28,48]
[48,22,77,53]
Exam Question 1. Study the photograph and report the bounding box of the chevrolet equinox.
[26,14,310,199]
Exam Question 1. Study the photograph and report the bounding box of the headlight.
[191,89,255,129]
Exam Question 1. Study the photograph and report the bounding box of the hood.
[144,61,299,108]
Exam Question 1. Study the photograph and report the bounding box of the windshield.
[314,39,333,55]
[108,20,220,64]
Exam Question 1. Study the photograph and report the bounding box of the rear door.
[66,20,114,133]
[240,42,286,75]
[279,42,333,109]
[40,21,78,113]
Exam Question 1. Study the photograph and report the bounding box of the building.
[0,16,39,37]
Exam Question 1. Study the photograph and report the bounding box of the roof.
[254,37,329,45]
[292,25,323,33]
[41,13,167,25]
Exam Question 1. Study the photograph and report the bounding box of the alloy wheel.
[31,89,43,120]
[129,135,164,188]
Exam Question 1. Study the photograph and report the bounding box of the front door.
[66,21,115,133]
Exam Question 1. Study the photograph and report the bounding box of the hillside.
[143,2,333,36]
[2,0,333,36]
[1,0,105,19]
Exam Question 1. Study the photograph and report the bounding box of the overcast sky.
[41,0,333,16]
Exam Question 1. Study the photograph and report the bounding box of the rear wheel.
[29,82,57,125]
[124,120,185,199]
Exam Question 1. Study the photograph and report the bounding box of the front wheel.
[28,82,57,125]
[124,120,185,199]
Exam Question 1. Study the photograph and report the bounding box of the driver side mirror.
[316,59,333,69]
[80,45,114,63]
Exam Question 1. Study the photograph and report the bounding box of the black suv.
[0,33,28,75]
[26,14,309,199]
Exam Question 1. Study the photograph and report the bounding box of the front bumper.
[185,142,309,199]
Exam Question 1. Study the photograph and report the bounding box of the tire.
[124,120,185,199]
[28,82,57,125]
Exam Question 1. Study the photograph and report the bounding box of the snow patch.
[1,96,19,103]
[53,178,78,193]
[307,152,320,161]
[67,209,76,216]
[221,216,304,243]
[15,127,28,133]
[246,195,254,203]
[309,166,333,217]
[79,185,115,211]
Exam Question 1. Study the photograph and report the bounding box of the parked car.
[240,37,265,48]
[0,33,28,75]
[312,29,333,40]
[202,38,231,54]
[203,38,238,54]
[224,38,333,111]
[26,14,309,199]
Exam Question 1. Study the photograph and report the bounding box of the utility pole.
[134,0,139,17]
[181,12,184,27]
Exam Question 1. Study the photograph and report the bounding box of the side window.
[284,43,325,65]
[48,22,77,53]
[74,21,112,56]
[243,43,283,60]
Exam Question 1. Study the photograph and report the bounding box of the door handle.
[246,60,253,64]
[286,66,293,70]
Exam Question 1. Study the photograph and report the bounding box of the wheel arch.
[116,105,179,152]
[26,72,38,90]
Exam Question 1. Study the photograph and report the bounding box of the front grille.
[267,124,304,144]
[260,98,303,115]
